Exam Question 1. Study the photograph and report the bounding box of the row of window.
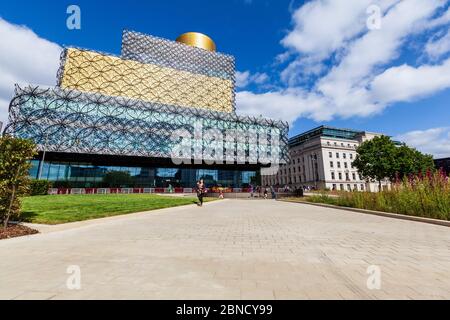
[330,172,360,181]
[329,152,354,160]
[30,160,258,188]
[333,184,365,191]
[290,154,317,166]
[265,175,305,186]
[330,161,354,169]
[326,141,358,148]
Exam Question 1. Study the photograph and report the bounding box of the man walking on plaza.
[196,179,205,207]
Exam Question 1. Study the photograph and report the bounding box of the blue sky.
[0,0,449,157]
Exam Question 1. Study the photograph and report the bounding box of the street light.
[37,132,49,180]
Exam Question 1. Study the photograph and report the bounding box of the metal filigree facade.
[5,86,289,163]
[121,30,235,81]
[58,48,235,113]
[4,29,289,167]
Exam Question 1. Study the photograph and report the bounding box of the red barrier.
[48,187,256,195]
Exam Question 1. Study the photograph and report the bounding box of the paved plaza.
[1,199,449,300]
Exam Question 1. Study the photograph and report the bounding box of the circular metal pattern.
[5,85,290,164]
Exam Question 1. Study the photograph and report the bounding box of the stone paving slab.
[0,199,449,300]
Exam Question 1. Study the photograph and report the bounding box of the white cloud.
[0,18,61,128]
[236,0,450,124]
[281,0,374,58]
[396,127,450,159]
[426,6,450,29]
[371,58,450,103]
[426,30,450,59]
[235,71,269,88]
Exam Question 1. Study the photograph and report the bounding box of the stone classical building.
[262,126,391,192]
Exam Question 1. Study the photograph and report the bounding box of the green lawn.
[21,194,213,225]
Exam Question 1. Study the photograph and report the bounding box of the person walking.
[196,179,205,207]
[264,186,268,200]
[271,186,277,200]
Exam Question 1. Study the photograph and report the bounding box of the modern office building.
[4,30,289,188]
[435,158,450,175]
[262,126,391,192]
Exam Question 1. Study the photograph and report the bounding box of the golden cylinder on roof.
[176,32,216,52]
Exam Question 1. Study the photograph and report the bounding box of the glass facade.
[30,160,258,189]
[5,30,288,190]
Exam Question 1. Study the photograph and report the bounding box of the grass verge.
[21,194,215,225]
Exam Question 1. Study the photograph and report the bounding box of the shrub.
[308,171,450,221]
[29,180,52,196]
[0,136,37,228]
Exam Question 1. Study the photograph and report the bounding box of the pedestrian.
[249,184,254,198]
[271,186,276,200]
[196,179,205,207]
[264,186,268,200]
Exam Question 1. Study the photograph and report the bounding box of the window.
[354,184,358,191]
[332,184,337,190]
[331,172,336,180]
[352,173,356,180]
[336,153,340,159]
[338,173,342,180]
[329,152,333,158]
[337,162,341,169]
[330,161,334,168]
[344,162,348,169]
[343,153,347,159]
[347,184,351,191]
[340,184,344,191]
[346,173,350,181]
[350,154,353,160]
[361,184,365,191]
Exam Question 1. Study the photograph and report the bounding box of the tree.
[102,171,134,188]
[0,136,37,229]
[353,136,436,191]
[352,136,397,191]
[393,145,435,179]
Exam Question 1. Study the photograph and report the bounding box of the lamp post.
[37,132,49,180]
